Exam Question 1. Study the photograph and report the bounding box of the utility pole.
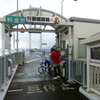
[29,5,32,50]
[61,0,64,16]
[17,0,19,52]
[61,0,77,16]
[39,6,42,50]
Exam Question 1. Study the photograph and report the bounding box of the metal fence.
[0,52,24,90]
[90,65,100,95]
[70,59,87,87]
[65,58,87,87]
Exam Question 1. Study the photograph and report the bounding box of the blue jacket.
[45,60,50,67]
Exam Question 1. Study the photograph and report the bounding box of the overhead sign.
[26,15,54,23]
[6,16,26,24]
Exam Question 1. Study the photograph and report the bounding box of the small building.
[80,32,100,99]
[59,17,100,99]
[60,17,100,61]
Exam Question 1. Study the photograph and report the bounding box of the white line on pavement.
[8,89,23,92]
[25,58,41,63]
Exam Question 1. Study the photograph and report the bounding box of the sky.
[0,0,100,50]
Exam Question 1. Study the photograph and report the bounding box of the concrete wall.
[73,22,100,60]
[60,32,68,49]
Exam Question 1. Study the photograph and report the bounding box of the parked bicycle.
[38,58,54,79]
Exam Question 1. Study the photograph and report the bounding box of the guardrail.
[45,56,87,88]
[70,59,87,87]
[89,64,100,95]
[0,52,24,90]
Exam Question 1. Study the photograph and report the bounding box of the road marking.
[48,84,56,91]
[43,85,48,92]
[15,73,24,77]
[43,84,57,92]
[27,73,32,76]
[27,72,36,76]
[12,78,50,83]
[27,85,42,94]
[28,85,40,91]
[25,58,41,63]
[15,72,37,77]
[27,91,42,94]
[8,89,23,92]
[62,83,70,87]
[61,83,75,90]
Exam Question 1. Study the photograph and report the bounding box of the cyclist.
[39,57,50,74]
[44,57,50,67]
[51,47,61,79]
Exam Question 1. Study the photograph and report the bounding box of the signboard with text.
[6,16,26,24]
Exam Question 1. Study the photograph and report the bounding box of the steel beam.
[11,28,56,33]
[57,26,66,32]
[59,22,73,26]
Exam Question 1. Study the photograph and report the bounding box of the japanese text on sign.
[6,16,26,24]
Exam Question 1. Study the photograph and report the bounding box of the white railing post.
[87,46,90,91]
[82,62,86,87]
[68,26,72,82]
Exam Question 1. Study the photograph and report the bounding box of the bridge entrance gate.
[0,7,73,84]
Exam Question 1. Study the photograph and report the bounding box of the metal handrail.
[0,52,24,90]
[70,59,87,88]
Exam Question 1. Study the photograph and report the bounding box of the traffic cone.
[19,56,23,66]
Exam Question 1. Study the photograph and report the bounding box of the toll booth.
[81,32,100,97]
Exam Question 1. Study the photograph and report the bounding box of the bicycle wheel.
[48,67,54,77]
[38,67,45,74]
[44,67,49,73]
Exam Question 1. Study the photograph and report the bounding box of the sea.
[0,48,47,57]
[0,48,24,56]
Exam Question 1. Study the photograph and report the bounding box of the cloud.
[10,31,56,49]
[63,0,100,19]
[1,0,100,20]
[1,0,100,50]
[0,0,16,17]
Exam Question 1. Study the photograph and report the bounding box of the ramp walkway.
[4,56,89,100]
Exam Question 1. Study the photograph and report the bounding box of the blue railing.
[46,56,87,88]
[65,57,87,87]
[70,59,87,87]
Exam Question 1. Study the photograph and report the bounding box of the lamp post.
[17,0,19,52]
[61,0,64,16]
[17,0,18,11]
[61,0,77,16]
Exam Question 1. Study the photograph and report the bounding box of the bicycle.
[38,59,54,79]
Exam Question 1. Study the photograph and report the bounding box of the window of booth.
[78,38,87,58]
[61,40,65,51]
[90,45,100,62]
